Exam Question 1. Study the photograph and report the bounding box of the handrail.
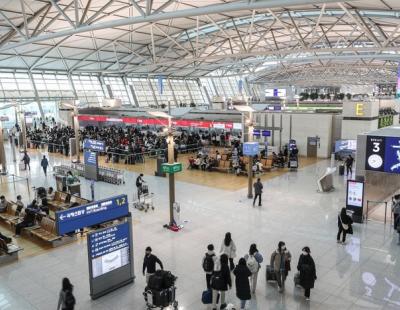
[366,200,391,224]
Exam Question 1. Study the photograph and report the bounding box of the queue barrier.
[54,163,124,185]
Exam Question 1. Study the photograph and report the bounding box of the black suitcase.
[148,274,164,291]
[339,164,344,175]
[152,289,169,307]
[266,265,277,282]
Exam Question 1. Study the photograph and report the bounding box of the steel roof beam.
[0,0,346,52]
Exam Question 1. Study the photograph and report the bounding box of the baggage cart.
[133,185,154,212]
[143,286,178,310]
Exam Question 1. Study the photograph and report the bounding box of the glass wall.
[186,80,206,105]
[200,76,248,99]
[0,72,35,99]
[32,73,74,99]
[103,76,131,105]
[71,75,104,106]
[127,77,157,107]
[149,78,174,107]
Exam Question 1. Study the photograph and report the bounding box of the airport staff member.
[143,246,163,284]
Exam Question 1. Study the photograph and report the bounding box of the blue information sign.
[243,142,259,156]
[83,139,105,152]
[158,76,164,95]
[56,195,129,235]
[84,150,97,166]
[384,137,400,174]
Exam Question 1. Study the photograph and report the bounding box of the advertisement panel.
[56,195,129,235]
[88,222,130,278]
[84,150,97,166]
[346,180,364,208]
[365,136,386,172]
[383,137,400,174]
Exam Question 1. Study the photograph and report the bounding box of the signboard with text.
[88,222,130,278]
[83,139,105,152]
[383,137,400,174]
[365,136,386,172]
[243,142,259,156]
[56,195,129,235]
[84,150,98,166]
[161,162,182,174]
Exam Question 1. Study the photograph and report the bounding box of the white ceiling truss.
[0,0,399,87]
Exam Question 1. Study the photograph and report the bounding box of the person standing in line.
[211,254,232,310]
[41,155,49,176]
[57,277,75,310]
[297,246,317,301]
[21,151,30,170]
[233,258,252,309]
[270,241,292,292]
[244,243,263,294]
[337,207,353,245]
[202,244,217,289]
[345,154,354,176]
[142,246,163,284]
[253,178,263,207]
[220,232,237,271]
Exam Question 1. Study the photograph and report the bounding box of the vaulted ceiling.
[0,0,399,86]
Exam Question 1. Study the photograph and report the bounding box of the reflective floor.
[0,145,399,310]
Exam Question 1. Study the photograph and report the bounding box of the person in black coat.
[211,254,231,310]
[297,246,317,300]
[142,247,163,284]
[337,207,353,244]
[233,258,251,309]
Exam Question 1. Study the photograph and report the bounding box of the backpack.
[64,291,75,309]
[210,271,225,291]
[203,253,215,272]
[246,255,259,273]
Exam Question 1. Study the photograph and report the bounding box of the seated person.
[40,198,49,215]
[14,202,38,237]
[216,150,222,161]
[15,195,24,216]
[193,157,201,169]
[0,195,8,212]
[200,157,208,171]
[47,187,55,201]
[188,156,195,169]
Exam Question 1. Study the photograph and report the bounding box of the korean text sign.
[83,139,105,152]
[56,195,128,235]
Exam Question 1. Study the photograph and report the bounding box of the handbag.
[339,215,349,230]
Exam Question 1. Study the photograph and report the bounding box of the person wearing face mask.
[270,241,292,292]
[297,246,317,300]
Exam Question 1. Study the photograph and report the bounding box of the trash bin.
[339,164,345,175]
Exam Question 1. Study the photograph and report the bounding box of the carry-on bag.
[202,289,220,304]
[294,272,301,287]
[266,265,277,282]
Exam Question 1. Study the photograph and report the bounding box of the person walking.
[233,258,251,309]
[41,155,49,176]
[211,254,231,310]
[136,173,145,198]
[142,246,163,284]
[297,246,317,301]
[244,244,263,294]
[270,241,292,292]
[57,277,76,310]
[220,232,237,271]
[202,244,217,289]
[253,178,263,207]
[392,195,400,230]
[345,154,354,176]
[21,151,30,170]
[337,207,353,245]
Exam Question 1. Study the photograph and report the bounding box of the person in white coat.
[220,232,237,271]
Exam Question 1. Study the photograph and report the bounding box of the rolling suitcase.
[266,265,277,282]
[202,289,220,304]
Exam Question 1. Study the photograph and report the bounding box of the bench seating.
[0,244,23,266]
[261,158,273,171]
[0,203,19,223]
[30,217,61,243]
[214,160,231,173]
[70,195,89,205]
[48,191,70,211]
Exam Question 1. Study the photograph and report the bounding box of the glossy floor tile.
[0,144,399,309]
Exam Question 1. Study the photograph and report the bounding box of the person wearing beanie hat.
[143,246,163,283]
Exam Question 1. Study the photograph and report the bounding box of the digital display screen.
[88,222,130,278]
[92,247,129,278]
[383,137,400,174]
[335,140,357,153]
[347,180,364,208]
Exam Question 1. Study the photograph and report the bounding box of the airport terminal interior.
[0,1,400,309]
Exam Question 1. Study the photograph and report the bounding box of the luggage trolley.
[133,184,155,212]
[143,272,178,310]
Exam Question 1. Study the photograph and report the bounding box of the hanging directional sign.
[83,139,105,152]
[161,162,182,174]
[55,194,129,235]
[243,142,259,156]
